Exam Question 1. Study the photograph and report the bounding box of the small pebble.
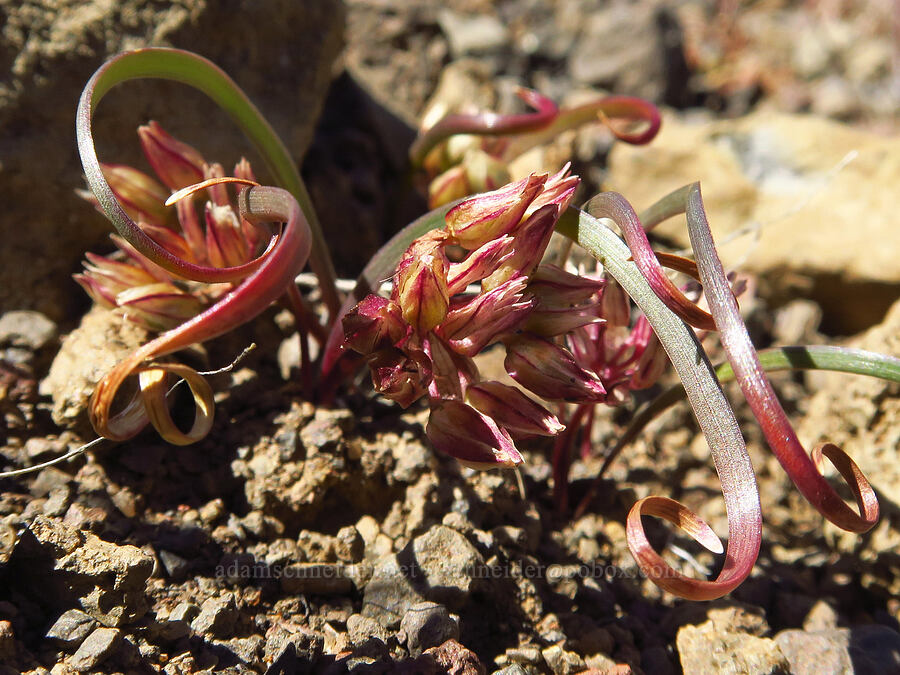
[68,627,122,672]
[401,602,459,656]
[191,595,238,639]
[46,609,97,649]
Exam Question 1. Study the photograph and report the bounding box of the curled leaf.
[683,183,878,532]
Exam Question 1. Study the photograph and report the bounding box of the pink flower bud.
[139,222,196,263]
[482,204,558,290]
[437,277,533,356]
[631,333,667,390]
[426,400,524,469]
[462,148,511,194]
[395,233,450,335]
[601,279,631,327]
[524,165,579,218]
[424,335,479,401]
[138,121,206,191]
[528,264,605,306]
[99,163,172,227]
[445,173,546,249]
[114,282,205,332]
[523,304,604,337]
[205,203,250,268]
[428,165,470,209]
[342,295,408,355]
[366,347,431,409]
[505,334,607,402]
[446,236,513,295]
[466,381,564,438]
[81,253,160,297]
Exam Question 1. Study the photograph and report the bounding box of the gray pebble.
[492,666,530,675]
[191,595,238,638]
[0,311,57,351]
[68,627,122,672]
[346,613,389,646]
[168,601,200,623]
[400,601,459,656]
[46,609,96,648]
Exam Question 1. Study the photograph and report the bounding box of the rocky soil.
[1,1,899,673]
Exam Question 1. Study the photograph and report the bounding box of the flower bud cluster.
[346,168,630,468]
[76,122,264,331]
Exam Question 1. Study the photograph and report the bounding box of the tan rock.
[607,111,900,331]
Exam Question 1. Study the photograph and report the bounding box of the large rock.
[0,0,343,322]
[607,111,900,332]
[8,515,153,626]
[775,625,900,675]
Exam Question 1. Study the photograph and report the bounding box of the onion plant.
[25,47,899,601]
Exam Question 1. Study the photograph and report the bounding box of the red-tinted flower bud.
[428,165,471,209]
[528,264,605,306]
[138,121,206,191]
[629,319,667,390]
[342,295,408,355]
[114,283,205,332]
[424,335,479,401]
[445,173,546,249]
[438,277,533,356]
[426,399,523,469]
[462,148,511,194]
[524,165,579,218]
[205,203,250,268]
[504,334,607,402]
[99,163,172,227]
[523,304,603,337]
[446,236,513,295]
[395,232,450,335]
[601,279,631,327]
[482,204,558,289]
[366,347,431,408]
[466,381,564,438]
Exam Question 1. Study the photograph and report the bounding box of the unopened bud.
[445,173,546,249]
[482,204,558,289]
[630,331,667,390]
[342,295,408,355]
[601,279,631,327]
[205,203,250,268]
[115,282,205,332]
[528,264,605,306]
[426,399,523,469]
[446,236,513,294]
[523,304,603,337]
[428,165,470,209]
[466,381,564,438]
[504,334,607,402]
[462,148,511,194]
[138,121,206,191]
[100,163,172,226]
[438,277,533,356]
[366,347,431,409]
[395,233,450,335]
